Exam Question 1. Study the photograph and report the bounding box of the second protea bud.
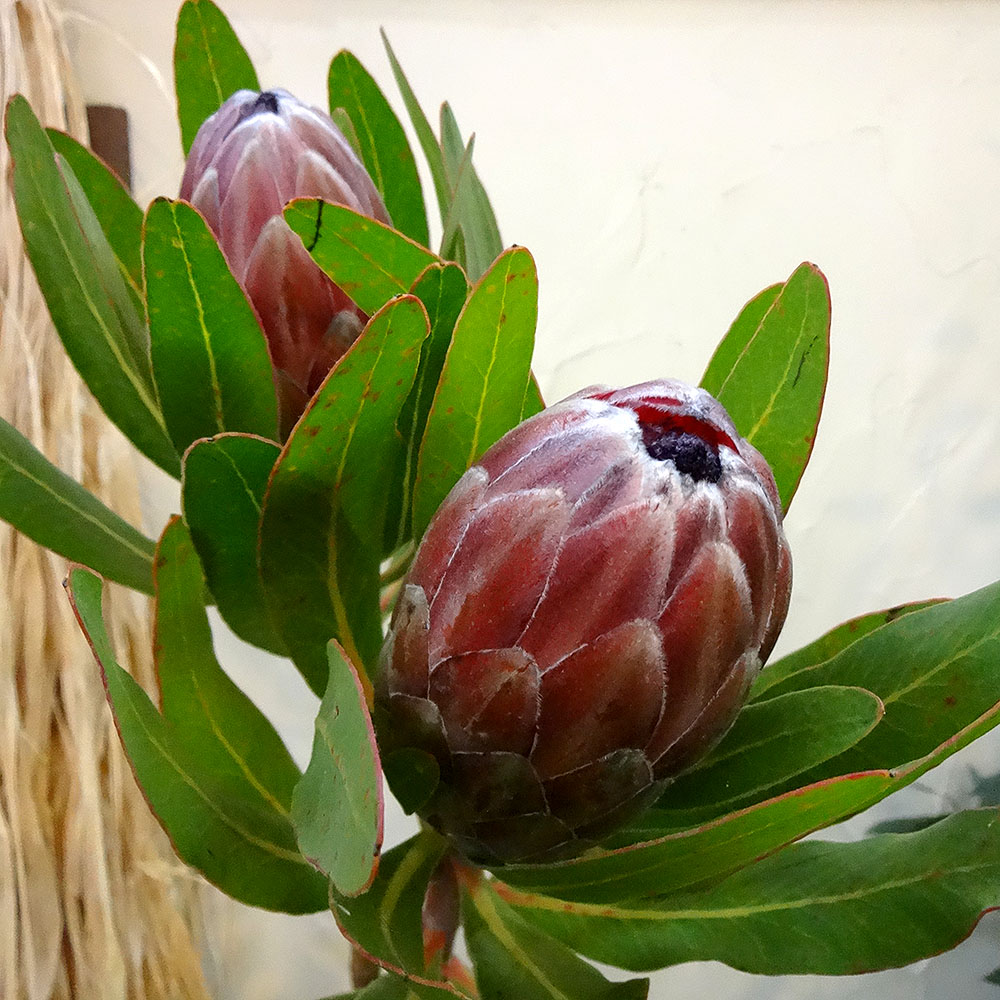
[179,88,391,432]
[379,379,791,865]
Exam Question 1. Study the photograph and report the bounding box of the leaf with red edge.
[746,580,1000,786]
[384,261,469,553]
[330,831,472,998]
[652,685,884,825]
[182,432,284,654]
[463,872,649,1000]
[145,197,279,454]
[6,96,177,476]
[327,50,428,247]
[495,771,895,904]
[496,581,1000,904]
[751,598,945,701]
[258,294,428,694]
[506,809,1000,976]
[174,0,259,154]
[521,374,545,421]
[47,127,143,291]
[292,640,383,896]
[284,199,439,317]
[701,263,830,512]
[66,524,326,913]
[412,246,537,540]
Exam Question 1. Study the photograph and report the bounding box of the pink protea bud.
[379,378,792,865]
[179,89,391,431]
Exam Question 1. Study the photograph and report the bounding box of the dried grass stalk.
[0,1,209,996]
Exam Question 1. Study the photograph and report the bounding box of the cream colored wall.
[56,1,1000,996]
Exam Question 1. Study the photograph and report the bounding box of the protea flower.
[379,379,791,865]
[179,88,391,431]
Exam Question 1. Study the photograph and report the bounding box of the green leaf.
[510,809,1000,976]
[67,533,327,913]
[521,375,545,421]
[285,199,439,316]
[145,197,278,452]
[292,641,383,896]
[5,97,178,476]
[384,262,469,552]
[463,875,649,1000]
[328,50,429,247]
[867,815,947,836]
[652,686,884,825]
[700,283,781,400]
[498,582,1000,904]
[330,107,364,160]
[496,771,896,904]
[379,31,502,280]
[438,102,503,281]
[700,263,830,512]
[181,433,284,653]
[438,133,476,271]
[381,747,440,816]
[151,517,301,798]
[0,415,155,593]
[46,127,143,292]
[331,831,469,998]
[380,31,450,237]
[751,599,945,701]
[748,580,1000,780]
[174,0,259,154]
[412,247,537,539]
[259,295,428,694]
[327,976,419,1000]
[60,156,150,372]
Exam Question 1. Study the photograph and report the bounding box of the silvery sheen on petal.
[179,88,391,433]
[378,378,792,865]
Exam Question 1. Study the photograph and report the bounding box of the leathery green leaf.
[174,0,259,153]
[5,96,178,476]
[463,873,649,1000]
[327,976,422,1000]
[330,831,470,998]
[521,374,545,421]
[752,599,945,701]
[328,50,428,247]
[747,580,1000,782]
[700,282,781,401]
[495,771,896,904]
[438,102,503,281]
[0,415,155,593]
[498,583,1000,904]
[59,158,150,385]
[701,263,830,512]
[181,433,284,653]
[145,198,278,453]
[412,246,537,539]
[506,809,1000,976]
[653,685,884,825]
[384,262,469,552]
[259,295,428,694]
[67,542,327,913]
[47,127,143,292]
[285,198,439,317]
[292,641,383,896]
[380,31,450,236]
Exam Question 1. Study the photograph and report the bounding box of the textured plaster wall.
[56,1,1000,997]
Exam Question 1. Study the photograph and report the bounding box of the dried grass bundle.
[0,1,209,996]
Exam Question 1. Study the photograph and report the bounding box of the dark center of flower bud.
[238,91,281,125]
[643,429,722,483]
